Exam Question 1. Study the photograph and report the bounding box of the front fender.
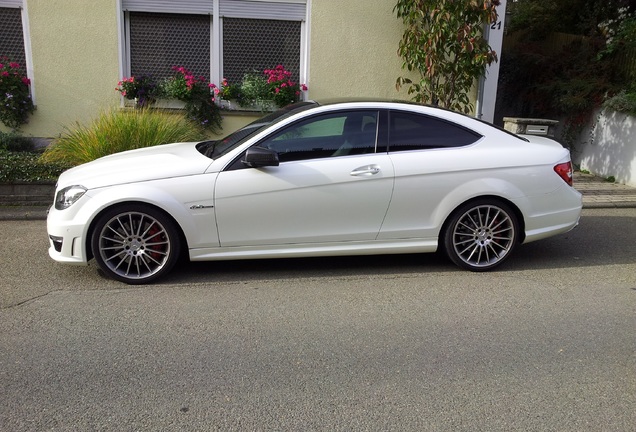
[48,174,220,263]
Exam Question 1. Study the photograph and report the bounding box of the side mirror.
[242,147,280,168]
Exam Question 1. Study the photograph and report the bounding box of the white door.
[214,110,395,247]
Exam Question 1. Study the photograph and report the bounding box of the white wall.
[574,109,636,187]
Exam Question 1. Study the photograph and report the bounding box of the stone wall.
[0,182,55,206]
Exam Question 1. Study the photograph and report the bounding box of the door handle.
[350,165,381,177]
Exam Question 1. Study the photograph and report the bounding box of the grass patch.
[41,108,208,166]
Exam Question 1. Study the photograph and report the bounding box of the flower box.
[220,99,276,112]
[154,99,187,110]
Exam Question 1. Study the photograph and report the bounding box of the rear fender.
[432,177,528,238]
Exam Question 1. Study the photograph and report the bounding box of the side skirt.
[189,239,439,262]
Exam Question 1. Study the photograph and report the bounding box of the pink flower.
[9,62,20,69]
[1,71,9,77]
[22,77,30,85]
[301,84,308,91]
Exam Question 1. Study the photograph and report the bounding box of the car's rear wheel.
[443,200,518,271]
[91,204,181,284]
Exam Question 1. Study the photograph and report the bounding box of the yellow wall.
[13,0,120,137]
[308,0,413,100]
[3,0,473,139]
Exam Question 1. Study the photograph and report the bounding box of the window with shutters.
[128,12,210,81]
[222,18,301,84]
[120,0,307,87]
[0,6,26,68]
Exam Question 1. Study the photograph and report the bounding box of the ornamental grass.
[41,108,208,166]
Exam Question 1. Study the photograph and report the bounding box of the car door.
[214,110,395,247]
[378,110,483,240]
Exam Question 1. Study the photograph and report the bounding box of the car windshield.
[196,101,319,159]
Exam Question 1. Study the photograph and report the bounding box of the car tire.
[443,199,519,271]
[91,204,181,284]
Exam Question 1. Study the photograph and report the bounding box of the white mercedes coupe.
[47,101,582,284]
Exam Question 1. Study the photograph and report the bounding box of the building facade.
[0,0,420,138]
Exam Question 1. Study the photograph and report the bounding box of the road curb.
[0,206,49,221]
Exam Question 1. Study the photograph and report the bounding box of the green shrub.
[41,108,208,166]
[237,72,272,108]
[603,90,636,116]
[160,66,223,132]
[0,130,35,152]
[0,149,69,182]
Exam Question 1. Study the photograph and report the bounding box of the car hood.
[56,142,213,190]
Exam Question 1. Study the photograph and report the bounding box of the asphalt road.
[1,208,635,431]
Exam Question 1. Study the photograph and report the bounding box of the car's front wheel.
[443,200,519,271]
[91,204,181,284]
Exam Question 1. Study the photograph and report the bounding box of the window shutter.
[220,0,306,21]
[122,0,214,14]
[0,0,23,8]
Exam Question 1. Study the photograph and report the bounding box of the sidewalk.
[573,171,636,208]
[0,172,635,221]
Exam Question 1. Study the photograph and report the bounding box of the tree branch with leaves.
[395,0,500,113]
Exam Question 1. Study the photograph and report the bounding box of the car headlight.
[55,185,87,210]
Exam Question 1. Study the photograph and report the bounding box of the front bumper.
[47,204,91,265]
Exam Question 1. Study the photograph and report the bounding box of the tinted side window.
[388,111,481,152]
[259,111,378,163]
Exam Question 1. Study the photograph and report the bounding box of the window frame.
[0,0,35,104]
[117,0,309,101]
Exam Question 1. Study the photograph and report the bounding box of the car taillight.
[554,162,573,186]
